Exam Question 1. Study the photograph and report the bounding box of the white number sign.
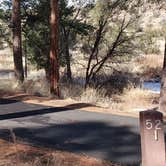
[145,119,153,130]
[145,119,162,141]
[155,120,162,130]
[145,119,162,130]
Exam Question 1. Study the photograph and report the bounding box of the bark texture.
[50,0,60,97]
[160,37,166,113]
[12,0,24,83]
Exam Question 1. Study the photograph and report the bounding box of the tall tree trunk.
[24,38,28,78]
[160,37,166,113]
[63,27,72,81]
[12,0,24,83]
[50,0,60,97]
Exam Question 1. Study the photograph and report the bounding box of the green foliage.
[24,0,93,71]
[22,0,50,70]
[79,0,143,87]
[0,0,92,73]
[0,1,12,48]
[82,0,139,59]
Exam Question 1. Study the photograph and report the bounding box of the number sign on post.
[140,109,166,166]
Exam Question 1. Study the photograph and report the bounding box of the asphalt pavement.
[0,98,141,166]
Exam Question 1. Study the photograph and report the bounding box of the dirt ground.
[2,92,141,118]
[0,92,128,166]
[0,92,160,166]
[0,139,119,166]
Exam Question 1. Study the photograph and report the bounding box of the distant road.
[0,69,15,79]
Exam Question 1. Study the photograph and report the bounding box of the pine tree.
[12,0,24,83]
[50,0,60,97]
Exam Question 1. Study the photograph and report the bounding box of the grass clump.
[110,87,159,112]
[0,139,120,166]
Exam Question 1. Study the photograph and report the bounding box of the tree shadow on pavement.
[0,98,19,105]
[0,98,94,120]
[0,121,141,166]
[0,98,141,165]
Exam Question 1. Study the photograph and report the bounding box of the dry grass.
[0,78,159,113]
[110,88,159,112]
[23,78,49,96]
[0,50,162,114]
[60,81,159,113]
[134,54,163,81]
[0,139,119,166]
[60,81,113,108]
[60,81,84,99]
[0,80,24,97]
[79,87,112,108]
[0,78,49,97]
[136,54,162,69]
[0,49,13,70]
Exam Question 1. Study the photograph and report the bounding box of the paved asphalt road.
[0,98,141,166]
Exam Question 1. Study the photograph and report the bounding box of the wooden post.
[140,109,166,166]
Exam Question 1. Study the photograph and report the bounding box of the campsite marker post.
[140,109,166,166]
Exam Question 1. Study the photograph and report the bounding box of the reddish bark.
[50,0,60,97]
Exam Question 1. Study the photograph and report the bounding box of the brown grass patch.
[111,88,159,112]
[135,54,163,80]
[0,139,119,166]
